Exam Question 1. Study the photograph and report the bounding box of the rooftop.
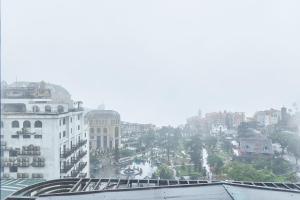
[85,110,120,119]
[6,178,300,200]
[1,179,44,200]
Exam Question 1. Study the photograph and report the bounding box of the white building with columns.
[85,110,121,152]
[0,81,89,180]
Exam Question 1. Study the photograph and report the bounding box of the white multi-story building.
[0,81,89,180]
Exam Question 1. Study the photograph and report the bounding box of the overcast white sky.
[2,0,300,126]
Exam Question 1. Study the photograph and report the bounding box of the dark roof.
[6,178,300,200]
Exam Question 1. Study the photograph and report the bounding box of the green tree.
[186,135,202,170]
[270,131,292,156]
[204,135,217,150]
[207,154,224,174]
[157,164,174,179]
[114,147,120,162]
[221,138,232,154]
[140,131,156,148]
[224,162,281,182]
[287,135,300,165]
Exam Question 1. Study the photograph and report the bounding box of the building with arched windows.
[85,110,121,151]
[0,81,89,180]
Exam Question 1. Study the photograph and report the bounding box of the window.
[12,120,19,128]
[9,150,18,157]
[59,132,61,139]
[70,117,72,123]
[71,128,72,133]
[77,114,81,120]
[0,121,3,128]
[57,105,64,113]
[45,105,51,112]
[78,125,80,130]
[264,146,268,150]
[115,127,119,137]
[59,119,62,126]
[23,135,31,139]
[63,118,66,125]
[97,136,101,148]
[34,135,42,139]
[97,128,101,133]
[32,105,40,112]
[4,103,26,112]
[90,128,94,134]
[63,131,66,137]
[103,136,107,149]
[11,135,19,138]
[34,120,42,128]
[9,166,18,173]
[23,121,31,128]
[104,128,108,134]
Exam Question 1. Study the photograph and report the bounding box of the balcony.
[60,148,75,159]
[70,169,80,177]
[60,140,87,159]
[77,162,87,171]
[70,151,87,165]
[77,150,87,160]
[78,173,87,178]
[78,139,87,147]
[60,162,73,173]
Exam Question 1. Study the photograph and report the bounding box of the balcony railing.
[70,169,80,177]
[78,173,87,178]
[77,162,87,171]
[60,148,75,159]
[77,150,87,160]
[60,140,88,159]
[60,162,73,173]
[71,151,87,165]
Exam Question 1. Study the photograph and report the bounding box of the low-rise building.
[239,134,273,157]
[254,108,281,127]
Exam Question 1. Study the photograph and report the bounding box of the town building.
[85,110,121,151]
[254,108,281,127]
[185,111,245,136]
[121,122,156,137]
[238,134,273,157]
[0,81,89,180]
[121,122,156,147]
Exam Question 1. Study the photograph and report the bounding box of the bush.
[120,149,136,157]
[157,164,174,179]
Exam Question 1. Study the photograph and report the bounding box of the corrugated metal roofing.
[5,178,300,200]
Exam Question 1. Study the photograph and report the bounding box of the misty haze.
[1,1,300,200]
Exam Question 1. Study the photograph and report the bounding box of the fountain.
[120,166,141,176]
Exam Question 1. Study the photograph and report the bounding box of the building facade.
[0,81,89,180]
[86,110,121,151]
[254,108,281,127]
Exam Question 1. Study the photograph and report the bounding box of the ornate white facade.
[86,110,120,151]
[0,82,89,180]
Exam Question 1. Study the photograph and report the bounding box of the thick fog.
[2,0,300,125]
